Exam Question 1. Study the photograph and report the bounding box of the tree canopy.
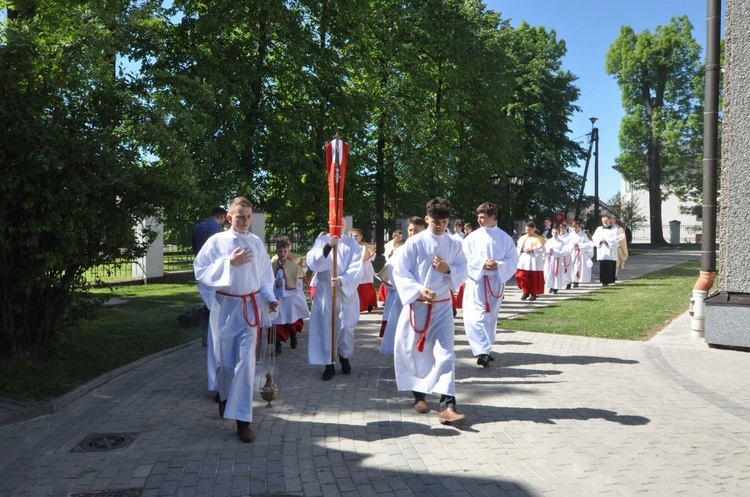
[605,16,703,244]
[1,0,583,358]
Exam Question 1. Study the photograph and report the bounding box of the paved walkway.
[3,250,750,497]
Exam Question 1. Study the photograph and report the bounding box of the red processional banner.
[326,138,348,237]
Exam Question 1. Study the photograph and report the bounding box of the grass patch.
[502,260,702,341]
[0,282,204,401]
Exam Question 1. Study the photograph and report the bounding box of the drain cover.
[71,433,139,453]
[70,488,142,497]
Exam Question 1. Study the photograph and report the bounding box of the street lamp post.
[491,172,525,236]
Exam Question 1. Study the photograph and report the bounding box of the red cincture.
[216,290,261,356]
[483,275,505,313]
[409,297,451,352]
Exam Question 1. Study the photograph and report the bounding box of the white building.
[620,178,702,244]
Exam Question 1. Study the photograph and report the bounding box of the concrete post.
[132,217,164,281]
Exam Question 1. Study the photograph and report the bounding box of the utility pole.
[592,120,600,222]
[575,118,599,223]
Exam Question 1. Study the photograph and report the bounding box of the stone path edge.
[0,339,201,426]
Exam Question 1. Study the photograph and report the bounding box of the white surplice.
[379,263,402,355]
[592,226,620,261]
[306,234,363,365]
[194,230,276,423]
[557,231,574,285]
[461,226,519,357]
[391,230,468,396]
[543,237,570,290]
[569,231,592,283]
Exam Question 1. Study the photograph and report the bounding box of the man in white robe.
[306,225,363,380]
[392,197,468,425]
[544,228,570,293]
[557,222,574,289]
[194,197,277,443]
[610,216,629,280]
[569,222,592,285]
[380,217,427,355]
[593,215,620,285]
[461,203,518,368]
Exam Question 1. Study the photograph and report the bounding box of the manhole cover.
[71,433,139,453]
[69,488,141,497]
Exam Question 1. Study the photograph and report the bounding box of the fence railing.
[86,222,317,284]
[629,224,703,244]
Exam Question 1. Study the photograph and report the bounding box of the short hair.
[572,221,581,229]
[211,207,227,217]
[559,222,568,230]
[392,229,402,236]
[453,219,464,228]
[544,218,551,223]
[476,202,497,218]
[228,197,253,212]
[276,239,291,251]
[526,221,536,229]
[407,216,427,229]
[426,197,452,220]
[349,228,363,237]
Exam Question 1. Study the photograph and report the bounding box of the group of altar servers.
[194,196,626,443]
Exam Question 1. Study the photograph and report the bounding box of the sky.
[484,0,725,204]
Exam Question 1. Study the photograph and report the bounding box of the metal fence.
[629,224,703,244]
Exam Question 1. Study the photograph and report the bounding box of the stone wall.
[719,0,750,294]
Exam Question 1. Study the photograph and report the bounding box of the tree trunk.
[647,136,667,244]
[374,58,388,258]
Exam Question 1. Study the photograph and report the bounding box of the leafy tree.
[608,193,647,232]
[0,0,187,358]
[503,22,585,223]
[605,16,702,244]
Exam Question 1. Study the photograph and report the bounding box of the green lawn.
[0,283,204,401]
[502,260,701,340]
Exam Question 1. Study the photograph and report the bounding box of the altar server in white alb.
[379,216,427,355]
[306,220,363,381]
[557,222,574,289]
[569,221,592,286]
[461,202,518,368]
[392,197,468,426]
[543,227,571,294]
[194,197,278,444]
[593,215,620,286]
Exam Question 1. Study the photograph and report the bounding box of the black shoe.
[453,307,457,318]
[368,306,374,313]
[529,295,537,301]
[290,334,298,349]
[548,288,554,294]
[566,283,572,290]
[573,283,579,288]
[339,355,351,375]
[552,289,558,294]
[477,354,490,368]
[274,342,282,356]
[521,293,529,301]
[488,353,495,362]
[219,399,227,418]
[322,364,335,381]
[236,421,255,443]
[214,391,220,403]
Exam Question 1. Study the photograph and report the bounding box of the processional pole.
[326,136,348,363]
